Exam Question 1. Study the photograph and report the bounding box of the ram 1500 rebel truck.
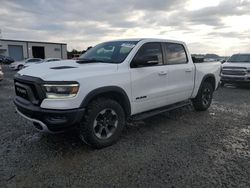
[14,39,221,148]
[221,53,250,86]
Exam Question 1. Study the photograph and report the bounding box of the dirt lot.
[0,65,250,188]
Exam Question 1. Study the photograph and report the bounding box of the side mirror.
[133,55,159,67]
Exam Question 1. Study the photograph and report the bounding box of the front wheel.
[17,65,24,70]
[192,82,214,111]
[79,98,125,148]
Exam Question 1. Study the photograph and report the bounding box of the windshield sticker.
[121,43,136,48]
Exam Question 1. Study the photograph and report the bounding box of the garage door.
[8,45,24,61]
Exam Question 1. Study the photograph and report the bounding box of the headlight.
[43,83,79,99]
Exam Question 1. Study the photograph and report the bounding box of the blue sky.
[1,0,250,55]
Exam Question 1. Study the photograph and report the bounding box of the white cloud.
[0,0,249,55]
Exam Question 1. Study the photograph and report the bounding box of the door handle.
[185,68,192,72]
[158,71,167,76]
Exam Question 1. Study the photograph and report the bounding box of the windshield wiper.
[77,58,115,64]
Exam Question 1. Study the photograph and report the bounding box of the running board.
[131,100,191,121]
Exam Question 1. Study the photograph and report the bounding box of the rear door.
[130,42,169,114]
[163,42,194,104]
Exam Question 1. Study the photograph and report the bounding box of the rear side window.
[133,42,163,66]
[164,43,188,64]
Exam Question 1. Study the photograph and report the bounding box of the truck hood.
[223,62,250,69]
[18,60,118,81]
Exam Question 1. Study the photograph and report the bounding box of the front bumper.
[14,96,85,132]
[221,75,250,83]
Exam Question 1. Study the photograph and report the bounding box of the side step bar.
[131,100,192,121]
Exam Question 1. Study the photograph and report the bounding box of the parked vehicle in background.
[204,58,216,62]
[14,38,221,148]
[0,65,3,81]
[72,54,80,60]
[0,55,4,63]
[9,58,43,70]
[23,58,62,69]
[43,58,61,62]
[221,53,250,86]
[0,55,15,64]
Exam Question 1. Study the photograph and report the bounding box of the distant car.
[23,58,62,69]
[10,58,43,70]
[0,64,3,81]
[0,55,14,64]
[221,53,250,85]
[43,58,61,62]
[204,58,216,62]
[0,55,3,63]
[72,54,80,60]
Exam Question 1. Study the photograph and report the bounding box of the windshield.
[25,59,41,64]
[227,54,250,63]
[79,41,138,64]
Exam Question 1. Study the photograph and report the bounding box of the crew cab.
[221,53,250,85]
[13,39,221,148]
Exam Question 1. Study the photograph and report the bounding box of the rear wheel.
[79,98,125,148]
[192,82,214,111]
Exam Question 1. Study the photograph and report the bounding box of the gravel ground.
[0,65,250,188]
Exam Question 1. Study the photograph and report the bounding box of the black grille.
[222,77,245,81]
[14,76,46,105]
[15,84,29,100]
[222,70,246,76]
[223,66,247,69]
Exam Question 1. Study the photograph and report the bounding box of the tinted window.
[27,59,41,63]
[165,43,187,64]
[133,42,163,67]
[47,59,59,62]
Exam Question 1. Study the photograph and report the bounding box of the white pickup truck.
[14,38,221,148]
[221,53,250,85]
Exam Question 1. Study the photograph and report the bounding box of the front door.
[130,42,169,114]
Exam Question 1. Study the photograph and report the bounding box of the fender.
[198,74,216,91]
[80,86,131,116]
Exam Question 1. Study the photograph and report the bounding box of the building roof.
[0,38,67,45]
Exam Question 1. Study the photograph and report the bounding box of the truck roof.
[108,38,186,45]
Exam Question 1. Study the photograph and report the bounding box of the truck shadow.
[40,105,195,147]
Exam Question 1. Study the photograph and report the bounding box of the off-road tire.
[192,82,214,111]
[79,98,125,149]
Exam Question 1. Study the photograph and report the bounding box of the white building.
[0,39,67,61]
